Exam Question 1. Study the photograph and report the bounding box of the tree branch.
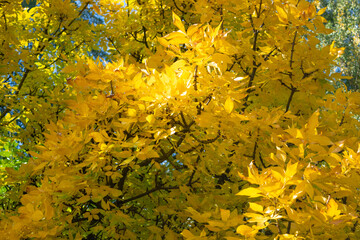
[285,87,298,113]
[0,68,31,121]
[60,2,90,36]
[118,183,179,205]
[289,31,297,70]
[243,14,263,107]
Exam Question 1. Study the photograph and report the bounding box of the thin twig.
[190,130,220,144]
[285,87,297,113]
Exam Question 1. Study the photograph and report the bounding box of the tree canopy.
[317,0,360,90]
[0,0,360,239]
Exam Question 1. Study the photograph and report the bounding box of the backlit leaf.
[236,225,257,237]
[236,188,263,198]
[172,12,186,32]
[249,202,263,212]
[327,199,341,217]
[225,97,234,113]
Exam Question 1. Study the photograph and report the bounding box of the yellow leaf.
[220,209,230,222]
[62,65,78,74]
[166,32,189,45]
[285,162,298,179]
[58,180,73,191]
[236,225,258,237]
[305,182,314,199]
[249,202,263,212]
[158,37,169,47]
[32,210,44,221]
[213,21,223,38]
[224,97,234,113]
[171,59,187,70]
[120,156,135,165]
[44,199,54,219]
[33,162,48,172]
[291,181,306,200]
[101,199,110,210]
[276,5,288,23]
[128,108,137,117]
[103,165,113,171]
[89,132,103,143]
[78,195,90,204]
[4,113,11,121]
[138,104,145,111]
[247,161,261,184]
[187,24,200,36]
[172,12,185,32]
[310,135,333,146]
[75,233,82,240]
[116,151,132,158]
[285,128,303,139]
[92,4,101,15]
[146,114,155,124]
[236,187,263,198]
[327,199,341,217]
[339,75,352,80]
[109,188,122,197]
[307,110,319,135]
[317,7,327,16]
[181,230,194,238]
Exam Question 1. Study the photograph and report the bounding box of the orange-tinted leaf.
[32,210,44,221]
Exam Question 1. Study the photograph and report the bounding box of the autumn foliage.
[1,0,360,239]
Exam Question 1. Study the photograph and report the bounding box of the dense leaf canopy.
[317,0,360,90]
[0,0,360,239]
